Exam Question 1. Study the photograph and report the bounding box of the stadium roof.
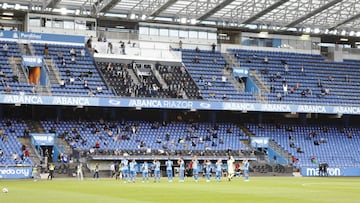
[2,0,360,33]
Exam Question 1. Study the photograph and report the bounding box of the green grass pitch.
[0,177,359,203]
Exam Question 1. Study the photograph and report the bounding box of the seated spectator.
[195,46,200,52]
[301,90,306,98]
[156,136,162,143]
[284,64,289,75]
[95,141,100,148]
[5,85,11,93]
[70,48,76,56]
[211,141,217,147]
[296,147,304,153]
[191,141,197,147]
[289,86,294,94]
[263,56,269,64]
[317,79,322,87]
[57,52,63,60]
[12,75,19,83]
[97,86,102,93]
[345,74,350,82]
[292,156,299,164]
[324,88,330,95]
[69,76,75,84]
[290,142,295,148]
[80,49,86,57]
[44,44,49,55]
[320,138,327,143]
[71,55,76,63]
[277,92,282,100]
[222,94,228,100]
[347,132,353,139]
[83,80,89,89]
[314,140,320,146]
[60,80,65,88]
[246,56,251,63]
[300,65,305,75]
[65,69,71,76]
[193,56,199,63]
[328,75,333,82]
[226,127,233,133]
[311,156,317,164]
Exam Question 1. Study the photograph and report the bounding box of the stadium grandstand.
[0,0,359,181]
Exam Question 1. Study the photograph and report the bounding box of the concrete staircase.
[18,137,42,165]
[222,52,245,92]
[18,43,34,55]
[249,70,269,102]
[128,66,140,85]
[223,52,240,67]
[25,120,46,134]
[44,59,61,85]
[151,66,168,90]
[9,57,29,83]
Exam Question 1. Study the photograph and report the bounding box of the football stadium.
[0,0,360,202]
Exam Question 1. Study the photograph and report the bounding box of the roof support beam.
[150,0,178,17]
[330,13,360,29]
[286,0,343,27]
[197,0,236,21]
[44,0,61,9]
[96,0,121,13]
[242,0,290,24]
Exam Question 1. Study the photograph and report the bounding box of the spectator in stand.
[179,40,183,49]
[97,86,102,93]
[107,42,113,54]
[80,49,86,57]
[95,140,100,148]
[311,156,317,164]
[44,44,49,55]
[282,83,288,96]
[62,58,66,68]
[317,79,322,87]
[69,76,75,85]
[345,74,350,82]
[193,56,199,63]
[289,86,294,94]
[70,48,76,57]
[301,90,306,98]
[222,94,228,100]
[3,43,8,56]
[71,55,76,64]
[292,156,298,164]
[86,36,92,49]
[277,92,282,101]
[284,63,289,75]
[83,80,89,89]
[263,56,269,64]
[12,75,19,83]
[195,46,200,52]
[211,43,216,53]
[347,132,353,139]
[300,65,305,75]
[5,85,11,93]
[246,56,251,63]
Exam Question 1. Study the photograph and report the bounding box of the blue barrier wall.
[0,166,32,179]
